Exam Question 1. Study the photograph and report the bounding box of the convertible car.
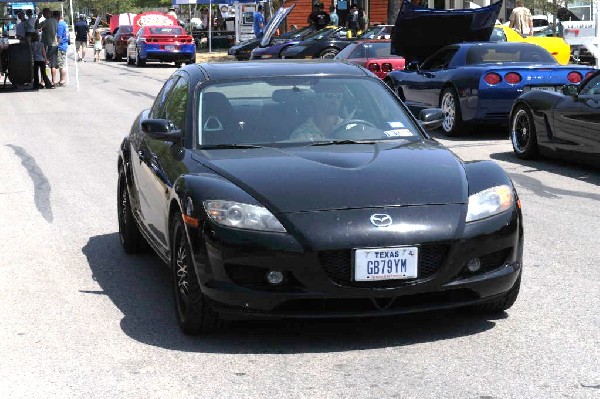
[385,42,595,136]
[509,69,600,167]
[117,60,523,334]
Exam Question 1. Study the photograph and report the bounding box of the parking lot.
[0,55,599,398]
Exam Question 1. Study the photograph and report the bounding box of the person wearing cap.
[308,3,330,30]
[291,83,345,141]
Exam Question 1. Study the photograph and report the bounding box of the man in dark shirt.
[74,15,90,61]
[307,3,330,30]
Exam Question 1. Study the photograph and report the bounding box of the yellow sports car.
[491,25,570,65]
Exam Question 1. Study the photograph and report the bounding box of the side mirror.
[561,84,578,97]
[405,61,420,72]
[418,108,444,131]
[141,119,182,142]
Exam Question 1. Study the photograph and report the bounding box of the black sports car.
[280,26,356,59]
[509,69,600,167]
[118,60,523,335]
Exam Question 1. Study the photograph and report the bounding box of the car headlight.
[203,200,286,233]
[466,185,513,222]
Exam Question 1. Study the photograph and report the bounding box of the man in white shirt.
[509,0,533,36]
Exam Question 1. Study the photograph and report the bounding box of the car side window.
[580,75,600,96]
[150,77,179,119]
[420,48,457,71]
[164,75,189,132]
[489,28,507,42]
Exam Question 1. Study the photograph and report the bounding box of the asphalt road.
[1,56,599,399]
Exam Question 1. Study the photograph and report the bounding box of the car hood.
[192,141,467,213]
[260,4,296,47]
[391,0,502,63]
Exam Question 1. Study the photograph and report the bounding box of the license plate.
[165,45,175,51]
[529,86,556,92]
[354,246,418,281]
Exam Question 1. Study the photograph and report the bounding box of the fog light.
[266,271,284,285]
[467,258,481,273]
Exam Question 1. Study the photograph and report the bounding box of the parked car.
[280,26,356,59]
[385,42,595,136]
[490,25,571,65]
[103,33,115,61]
[335,40,405,79]
[111,25,134,61]
[509,69,599,167]
[126,25,196,67]
[117,60,524,335]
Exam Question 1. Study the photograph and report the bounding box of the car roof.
[190,60,370,81]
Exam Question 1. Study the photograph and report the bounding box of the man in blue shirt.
[54,10,69,86]
[253,4,265,39]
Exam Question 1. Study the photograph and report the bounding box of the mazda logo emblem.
[370,214,392,227]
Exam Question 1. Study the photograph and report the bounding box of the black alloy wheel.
[319,48,339,59]
[117,169,147,253]
[135,51,146,67]
[171,217,220,335]
[510,105,539,159]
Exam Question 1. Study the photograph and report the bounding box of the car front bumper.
[188,205,523,319]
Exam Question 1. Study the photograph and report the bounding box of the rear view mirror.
[141,119,182,143]
[561,84,578,97]
[418,108,444,131]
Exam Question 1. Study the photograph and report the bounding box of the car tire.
[117,169,147,254]
[171,217,221,335]
[127,55,134,65]
[439,87,465,136]
[106,52,113,61]
[319,48,339,59]
[475,274,521,313]
[135,52,145,67]
[510,105,539,159]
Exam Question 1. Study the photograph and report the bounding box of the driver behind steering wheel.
[290,83,344,141]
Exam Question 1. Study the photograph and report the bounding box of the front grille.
[319,245,450,288]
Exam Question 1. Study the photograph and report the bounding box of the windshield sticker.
[384,129,412,137]
[387,122,405,128]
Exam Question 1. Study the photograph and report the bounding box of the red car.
[335,40,405,79]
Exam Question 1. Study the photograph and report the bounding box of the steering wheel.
[331,119,377,138]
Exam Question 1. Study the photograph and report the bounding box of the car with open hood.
[490,25,570,65]
[117,60,523,335]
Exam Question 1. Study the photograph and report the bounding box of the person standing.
[36,8,58,84]
[74,15,89,62]
[25,9,36,41]
[509,0,533,36]
[15,12,27,42]
[253,4,266,39]
[347,5,363,37]
[308,3,330,30]
[54,10,68,86]
[329,6,339,27]
[31,33,53,89]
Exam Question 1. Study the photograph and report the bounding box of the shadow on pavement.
[491,150,600,189]
[83,233,502,354]
[427,125,507,142]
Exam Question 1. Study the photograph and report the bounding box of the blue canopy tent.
[172,0,257,52]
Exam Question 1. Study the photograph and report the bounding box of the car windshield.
[303,27,337,41]
[149,27,184,35]
[466,45,556,64]
[119,25,133,34]
[197,77,421,147]
[353,42,395,58]
[361,26,392,39]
